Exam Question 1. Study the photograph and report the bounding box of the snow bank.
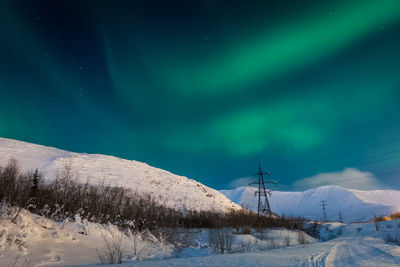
[0,206,174,266]
[0,206,316,266]
[230,228,316,252]
[164,227,316,258]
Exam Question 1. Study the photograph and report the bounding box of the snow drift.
[221,185,400,223]
[0,137,240,213]
[0,206,174,266]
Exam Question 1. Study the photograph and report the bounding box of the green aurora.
[1,0,400,189]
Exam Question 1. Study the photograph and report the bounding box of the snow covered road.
[301,236,400,267]
[111,235,400,267]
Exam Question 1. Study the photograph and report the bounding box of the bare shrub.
[156,228,197,250]
[0,159,306,234]
[284,235,290,247]
[235,240,256,253]
[241,226,251,234]
[208,229,233,254]
[3,257,32,267]
[297,231,306,245]
[0,205,23,224]
[96,231,124,264]
[385,234,400,246]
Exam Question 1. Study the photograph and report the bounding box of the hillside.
[221,185,400,223]
[0,137,240,213]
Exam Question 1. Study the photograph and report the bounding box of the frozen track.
[112,236,400,267]
[301,236,400,267]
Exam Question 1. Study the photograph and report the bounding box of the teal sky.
[1,0,400,190]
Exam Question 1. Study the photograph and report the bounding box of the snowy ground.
[107,235,400,267]
[85,221,400,267]
[0,207,174,266]
[0,207,314,266]
[1,207,400,266]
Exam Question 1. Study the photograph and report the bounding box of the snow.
[221,185,400,223]
[0,137,240,213]
[84,220,400,267]
[176,228,316,257]
[1,137,400,266]
[0,207,174,266]
[0,207,318,266]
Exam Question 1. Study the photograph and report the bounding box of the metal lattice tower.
[321,200,328,222]
[249,162,277,217]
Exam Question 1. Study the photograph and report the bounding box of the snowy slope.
[221,186,400,223]
[0,137,240,213]
[0,207,174,266]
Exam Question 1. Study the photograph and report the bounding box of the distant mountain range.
[0,137,240,213]
[221,185,400,223]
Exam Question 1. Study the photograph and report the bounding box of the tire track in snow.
[301,237,400,267]
[301,242,340,267]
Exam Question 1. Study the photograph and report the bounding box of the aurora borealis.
[1,0,400,190]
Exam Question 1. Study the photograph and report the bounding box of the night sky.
[1,0,400,190]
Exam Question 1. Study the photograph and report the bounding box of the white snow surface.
[0,207,174,266]
[85,220,400,267]
[221,186,400,223]
[0,208,317,266]
[0,137,240,213]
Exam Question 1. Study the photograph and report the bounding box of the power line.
[275,169,400,192]
[273,152,400,191]
[238,136,400,193]
[268,140,400,191]
[274,135,400,173]
[314,148,400,171]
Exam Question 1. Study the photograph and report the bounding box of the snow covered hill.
[0,137,240,213]
[221,186,400,223]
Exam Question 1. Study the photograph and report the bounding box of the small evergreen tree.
[28,168,41,211]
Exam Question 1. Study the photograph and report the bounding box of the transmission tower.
[249,162,277,217]
[321,200,328,222]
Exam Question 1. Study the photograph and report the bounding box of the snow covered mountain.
[221,186,400,223]
[0,137,240,213]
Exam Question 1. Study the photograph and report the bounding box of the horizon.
[1,1,400,190]
[0,136,398,192]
